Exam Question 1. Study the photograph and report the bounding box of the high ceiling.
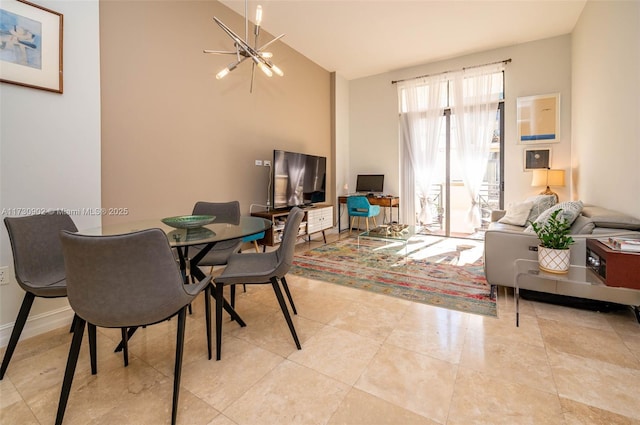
[219,0,587,80]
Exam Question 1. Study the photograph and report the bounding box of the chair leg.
[270,277,301,350]
[372,216,378,227]
[0,292,35,380]
[88,323,97,374]
[230,285,236,310]
[114,327,137,353]
[120,328,129,367]
[280,276,297,315]
[252,240,260,253]
[55,315,86,425]
[69,315,77,333]
[349,216,355,235]
[204,284,212,360]
[214,282,224,361]
[365,217,370,231]
[171,307,187,425]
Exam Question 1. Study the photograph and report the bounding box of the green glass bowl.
[161,215,216,229]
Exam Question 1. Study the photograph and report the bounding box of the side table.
[513,259,640,327]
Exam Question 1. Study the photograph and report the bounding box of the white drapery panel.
[397,75,446,225]
[450,63,503,228]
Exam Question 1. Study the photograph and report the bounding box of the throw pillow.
[524,200,584,233]
[569,215,596,234]
[525,194,557,224]
[498,201,534,226]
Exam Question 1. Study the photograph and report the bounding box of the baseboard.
[0,306,74,348]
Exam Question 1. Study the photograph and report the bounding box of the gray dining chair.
[55,228,211,425]
[190,200,243,270]
[213,207,305,360]
[190,200,246,306]
[1,212,78,380]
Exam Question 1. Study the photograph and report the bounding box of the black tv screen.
[356,174,384,193]
[273,150,326,209]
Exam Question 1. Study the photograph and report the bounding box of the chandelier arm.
[232,56,250,68]
[213,17,266,66]
[203,50,239,54]
[244,0,248,42]
[257,33,285,52]
[250,62,255,93]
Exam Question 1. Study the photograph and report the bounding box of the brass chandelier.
[204,1,284,92]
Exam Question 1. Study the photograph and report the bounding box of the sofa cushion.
[524,200,584,233]
[569,215,596,234]
[525,195,557,224]
[581,205,640,230]
[498,201,534,226]
[488,221,529,232]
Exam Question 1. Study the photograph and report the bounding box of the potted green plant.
[529,209,574,273]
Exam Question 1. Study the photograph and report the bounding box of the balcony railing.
[417,181,500,232]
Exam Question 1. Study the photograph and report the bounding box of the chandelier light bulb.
[271,64,284,77]
[258,62,273,77]
[255,5,263,26]
[216,67,231,80]
[260,51,273,59]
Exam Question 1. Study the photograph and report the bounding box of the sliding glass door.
[398,64,505,240]
[421,104,503,238]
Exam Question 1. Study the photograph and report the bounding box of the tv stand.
[251,204,333,247]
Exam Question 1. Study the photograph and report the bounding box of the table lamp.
[531,168,565,202]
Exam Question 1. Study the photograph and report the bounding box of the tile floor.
[1,234,640,425]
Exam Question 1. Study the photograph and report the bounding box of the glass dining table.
[77,216,272,359]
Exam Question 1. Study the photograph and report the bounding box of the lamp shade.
[547,169,565,187]
[531,169,565,187]
[531,169,548,187]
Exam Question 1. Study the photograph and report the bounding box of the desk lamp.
[531,168,565,202]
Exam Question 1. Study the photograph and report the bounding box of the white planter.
[538,245,570,274]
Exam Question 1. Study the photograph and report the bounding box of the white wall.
[332,72,351,230]
[0,0,101,345]
[349,35,573,210]
[572,0,640,217]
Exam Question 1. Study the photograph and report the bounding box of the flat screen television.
[356,174,384,194]
[272,150,326,209]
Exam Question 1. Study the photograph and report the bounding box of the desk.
[338,195,399,232]
[78,216,272,357]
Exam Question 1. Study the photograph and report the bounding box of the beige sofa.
[484,205,640,292]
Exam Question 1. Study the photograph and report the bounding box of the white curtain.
[397,75,446,225]
[450,64,503,228]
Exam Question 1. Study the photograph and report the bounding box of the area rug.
[291,235,496,317]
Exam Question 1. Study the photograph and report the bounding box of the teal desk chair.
[242,231,265,253]
[346,196,381,234]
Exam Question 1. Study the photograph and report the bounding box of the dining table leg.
[185,246,247,327]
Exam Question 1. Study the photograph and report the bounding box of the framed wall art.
[517,93,559,143]
[523,147,551,171]
[0,0,63,93]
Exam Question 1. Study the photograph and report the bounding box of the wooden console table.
[338,195,399,233]
[251,205,333,247]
